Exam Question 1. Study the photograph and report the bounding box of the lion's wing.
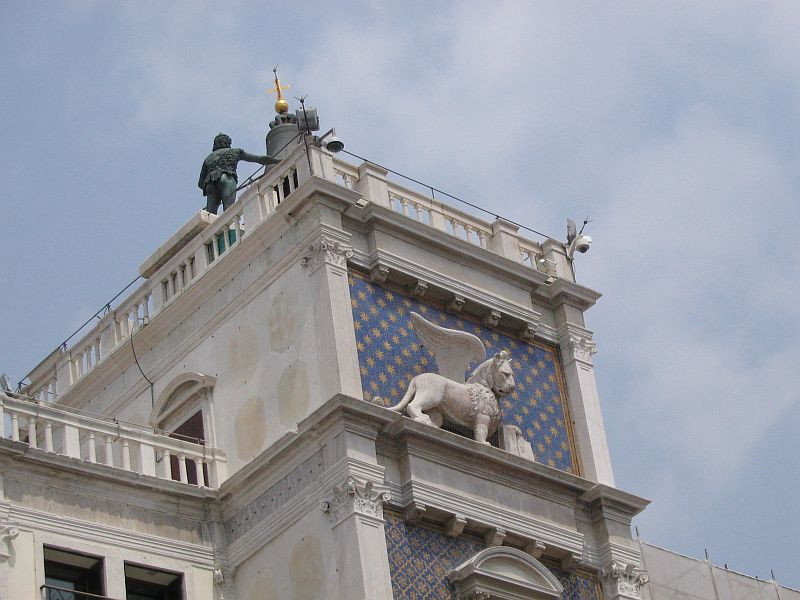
[410,312,485,382]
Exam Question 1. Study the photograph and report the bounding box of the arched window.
[150,372,216,485]
[448,547,564,600]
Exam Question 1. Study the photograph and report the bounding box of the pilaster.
[320,476,394,600]
[601,563,649,600]
[301,232,363,401]
[557,322,615,485]
[354,163,390,209]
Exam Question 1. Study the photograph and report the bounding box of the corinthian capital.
[320,477,390,526]
[301,236,353,270]
[601,563,649,599]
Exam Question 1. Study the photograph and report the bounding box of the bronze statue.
[198,133,276,214]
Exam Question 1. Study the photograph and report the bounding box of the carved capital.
[447,295,466,313]
[602,563,649,599]
[483,310,501,328]
[558,325,597,363]
[0,524,19,562]
[301,236,353,270]
[320,477,390,526]
[370,264,389,283]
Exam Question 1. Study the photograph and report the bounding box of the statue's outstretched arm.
[240,151,280,166]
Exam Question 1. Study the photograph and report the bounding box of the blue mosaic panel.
[384,514,484,599]
[384,515,602,600]
[550,564,604,600]
[349,273,579,473]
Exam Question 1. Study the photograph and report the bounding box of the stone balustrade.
[0,393,227,488]
[24,143,567,402]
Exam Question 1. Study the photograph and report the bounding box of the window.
[168,410,207,485]
[125,563,182,600]
[43,547,105,600]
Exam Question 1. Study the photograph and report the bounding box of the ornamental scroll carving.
[301,236,353,270]
[320,477,390,526]
[558,324,598,364]
[601,563,649,599]
[0,523,19,562]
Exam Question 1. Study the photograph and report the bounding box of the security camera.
[567,235,592,258]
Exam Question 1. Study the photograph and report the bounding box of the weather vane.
[268,65,290,114]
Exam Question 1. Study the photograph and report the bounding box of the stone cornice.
[0,438,217,505]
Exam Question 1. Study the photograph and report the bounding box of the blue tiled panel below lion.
[384,515,602,600]
[348,273,579,474]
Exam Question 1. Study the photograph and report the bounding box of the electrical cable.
[129,318,155,409]
[341,149,559,243]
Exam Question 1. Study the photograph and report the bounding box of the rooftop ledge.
[21,143,598,407]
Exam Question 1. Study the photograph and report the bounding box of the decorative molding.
[484,527,506,547]
[483,310,501,328]
[525,540,546,559]
[370,264,390,283]
[560,552,581,571]
[447,295,466,313]
[301,236,353,270]
[602,563,649,599]
[320,477,390,527]
[558,324,597,364]
[213,567,235,600]
[225,450,324,543]
[0,523,19,562]
[403,501,427,524]
[411,280,428,297]
[445,514,468,538]
[519,323,538,342]
[448,547,564,600]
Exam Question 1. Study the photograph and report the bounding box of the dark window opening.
[273,184,281,204]
[292,170,299,189]
[125,563,182,600]
[169,410,207,486]
[43,547,105,600]
[282,176,291,198]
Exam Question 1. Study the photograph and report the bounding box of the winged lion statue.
[377,312,515,445]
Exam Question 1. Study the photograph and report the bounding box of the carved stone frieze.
[301,236,353,270]
[601,563,649,599]
[320,477,390,526]
[0,523,19,562]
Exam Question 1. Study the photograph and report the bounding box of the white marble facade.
[2,142,654,600]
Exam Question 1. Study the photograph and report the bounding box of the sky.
[1,0,799,588]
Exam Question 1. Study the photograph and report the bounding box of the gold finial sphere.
[274,98,289,114]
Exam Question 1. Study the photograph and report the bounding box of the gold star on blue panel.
[384,514,602,600]
[349,273,578,474]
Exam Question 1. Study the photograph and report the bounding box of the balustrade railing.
[25,146,311,401]
[24,145,561,402]
[1,393,227,488]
